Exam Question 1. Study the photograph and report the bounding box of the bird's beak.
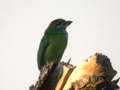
[65,20,72,26]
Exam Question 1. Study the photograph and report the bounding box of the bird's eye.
[56,22,62,26]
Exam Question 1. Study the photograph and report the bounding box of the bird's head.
[49,19,72,30]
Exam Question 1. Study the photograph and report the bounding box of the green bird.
[37,19,72,70]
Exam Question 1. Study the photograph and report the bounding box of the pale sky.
[0,0,120,90]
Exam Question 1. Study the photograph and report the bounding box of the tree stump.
[30,53,120,90]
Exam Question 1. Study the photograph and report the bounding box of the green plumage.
[37,19,72,70]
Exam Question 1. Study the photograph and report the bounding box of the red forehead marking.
[50,19,65,25]
[51,20,58,25]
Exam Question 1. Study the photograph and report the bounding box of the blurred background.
[0,0,120,90]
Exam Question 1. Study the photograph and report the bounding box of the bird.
[37,18,72,70]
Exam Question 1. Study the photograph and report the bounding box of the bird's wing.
[37,34,49,70]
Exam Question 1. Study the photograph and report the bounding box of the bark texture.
[30,53,120,90]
